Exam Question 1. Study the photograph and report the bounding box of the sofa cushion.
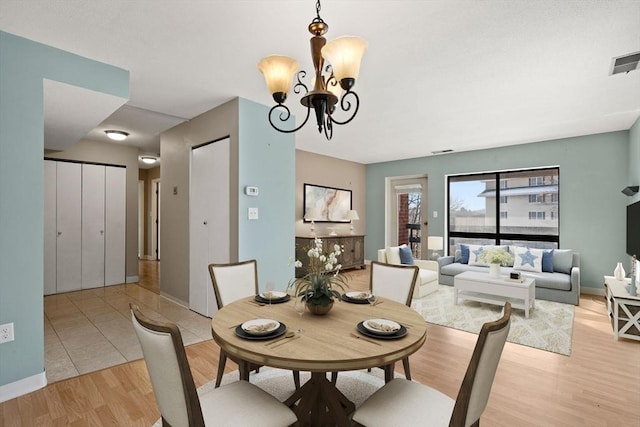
[542,249,554,273]
[512,247,543,273]
[386,246,402,265]
[520,271,572,291]
[553,249,573,274]
[439,262,572,291]
[399,246,414,265]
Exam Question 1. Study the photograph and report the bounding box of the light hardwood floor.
[2,267,639,426]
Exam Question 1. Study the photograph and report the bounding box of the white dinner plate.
[241,319,281,336]
[259,291,288,300]
[363,319,401,335]
[345,291,372,300]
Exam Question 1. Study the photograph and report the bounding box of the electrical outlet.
[0,323,14,344]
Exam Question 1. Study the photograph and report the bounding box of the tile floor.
[44,281,212,383]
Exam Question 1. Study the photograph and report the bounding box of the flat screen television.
[627,200,640,257]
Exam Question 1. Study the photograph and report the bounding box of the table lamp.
[305,207,322,237]
[346,210,360,234]
[427,236,444,260]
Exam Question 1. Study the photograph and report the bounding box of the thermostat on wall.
[245,186,259,196]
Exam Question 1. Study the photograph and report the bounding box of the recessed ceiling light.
[105,130,129,141]
[140,156,157,164]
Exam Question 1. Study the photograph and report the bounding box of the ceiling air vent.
[431,149,454,155]
[610,51,640,75]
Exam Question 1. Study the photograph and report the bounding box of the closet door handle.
[100,230,104,235]
[57,231,62,236]
[203,221,208,225]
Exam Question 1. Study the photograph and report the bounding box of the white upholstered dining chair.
[369,260,420,380]
[130,304,297,427]
[208,260,300,389]
[352,302,512,427]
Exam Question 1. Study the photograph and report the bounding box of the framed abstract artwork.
[303,183,352,223]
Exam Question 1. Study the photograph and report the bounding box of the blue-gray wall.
[238,98,296,288]
[0,32,128,393]
[366,131,632,290]
[629,117,640,206]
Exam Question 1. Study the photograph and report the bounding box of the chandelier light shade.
[258,0,367,140]
[321,36,367,84]
[258,56,300,103]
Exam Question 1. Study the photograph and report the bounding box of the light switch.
[248,207,259,220]
[433,211,438,218]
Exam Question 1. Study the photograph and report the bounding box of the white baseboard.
[0,371,47,403]
[160,291,189,308]
[126,275,139,283]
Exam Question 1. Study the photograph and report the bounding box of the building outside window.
[447,167,559,254]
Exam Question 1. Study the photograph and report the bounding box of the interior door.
[82,164,106,289]
[105,166,126,286]
[44,160,57,295]
[56,161,82,293]
[189,138,230,317]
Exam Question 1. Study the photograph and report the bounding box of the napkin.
[244,322,277,332]
[367,321,399,332]
[352,292,369,299]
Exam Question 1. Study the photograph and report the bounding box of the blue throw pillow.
[399,245,414,265]
[460,244,470,264]
[542,249,554,272]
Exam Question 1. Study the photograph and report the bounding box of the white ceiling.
[1,0,639,165]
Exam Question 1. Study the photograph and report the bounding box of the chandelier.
[258,0,367,140]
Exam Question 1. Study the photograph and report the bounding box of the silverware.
[264,331,295,346]
[270,334,300,348]
[247,300,266,307]
[350,332,382,346]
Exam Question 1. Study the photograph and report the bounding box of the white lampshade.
[258,55,299,96]
[427,236,444,251]
[321,36,367,83]
[305,207,322,221]
[346,210,360,221]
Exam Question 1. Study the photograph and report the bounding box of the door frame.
[151,178,161,260]
[385,174,428,257]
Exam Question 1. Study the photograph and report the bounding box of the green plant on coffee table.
[289,238,348,307]
[478,248,513,266]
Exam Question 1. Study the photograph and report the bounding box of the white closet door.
[189,138,230,317]
[44,160,57,295]
[56,162,82,293]
[105,166,126,286]
[82,164,106,289]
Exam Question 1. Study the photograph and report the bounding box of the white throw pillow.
[513,247,543,273]
[468,246,489,266]
[386,245,403,265]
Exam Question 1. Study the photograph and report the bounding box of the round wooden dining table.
[211,295,427,426]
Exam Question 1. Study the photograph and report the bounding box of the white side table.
[604,276,640,341]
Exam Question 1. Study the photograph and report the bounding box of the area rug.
[412,285,574,356]
[153,368,398,426]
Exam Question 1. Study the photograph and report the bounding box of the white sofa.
[377,247,439,298]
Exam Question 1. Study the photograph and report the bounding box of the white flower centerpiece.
[289,238,348,315]
[478,248,513,278]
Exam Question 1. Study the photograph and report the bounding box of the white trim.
[126,275,139,283]
[0,371,47,403]
[160,292,190,310]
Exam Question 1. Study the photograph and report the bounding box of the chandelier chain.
[316,0,322,19]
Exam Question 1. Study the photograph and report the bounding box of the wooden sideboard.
[295,235,365,278]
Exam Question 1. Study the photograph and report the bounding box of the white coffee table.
[454,271,536,318]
